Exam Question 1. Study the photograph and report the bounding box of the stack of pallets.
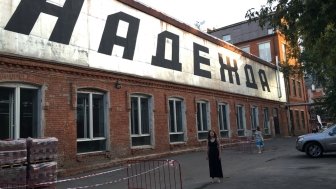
[27,137,58,189]
[0,140,27,188]
[0,137,58,188]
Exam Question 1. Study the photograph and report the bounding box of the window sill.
[169,141,186,145]
[77,137,106,142]
[131,145,153,150]
[76,151,108,162]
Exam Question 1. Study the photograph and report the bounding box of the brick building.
[1,0,288,174]
[208,20,310,136]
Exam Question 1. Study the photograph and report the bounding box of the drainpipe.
[275,56,282,99]
[285,74,293,136]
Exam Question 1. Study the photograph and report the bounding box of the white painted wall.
[0,0,286,102]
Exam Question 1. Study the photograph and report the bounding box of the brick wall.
[0,54,287,175]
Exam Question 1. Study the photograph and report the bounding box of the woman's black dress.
[208,139,223,178]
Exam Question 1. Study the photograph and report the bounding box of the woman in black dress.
[207,130,223,183]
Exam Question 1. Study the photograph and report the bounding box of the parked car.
[296,124,336,157]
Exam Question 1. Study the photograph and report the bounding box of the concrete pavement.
[57,137,336,189]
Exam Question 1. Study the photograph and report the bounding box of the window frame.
[196,100,210,140]
[258,41,272,62]
[0,83,41,140]
[236,105,246,137]
[222,34,232,43]
[267,28,274,34]
[240,45,250,53]
[76,90,107,154]
[251,106,259,132]
[295,110,301,130]
[218,103,230,138]
[292,79,297,96]
[130,94,153,147]
[168,97,186,143]
[263,107,271,135]
[298,81,302,97]
[300,111,306,129]
[290,110,295,131]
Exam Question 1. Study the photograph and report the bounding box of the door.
[273,108,280,135]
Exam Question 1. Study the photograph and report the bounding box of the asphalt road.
[57,137,336,189]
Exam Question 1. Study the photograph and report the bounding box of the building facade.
[208,20,310,136]
[1,0,287,174]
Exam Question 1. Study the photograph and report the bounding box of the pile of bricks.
[27,137,58,188]
[0,137,58,188]
[0,140,27,186]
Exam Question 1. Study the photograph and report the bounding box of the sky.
[136,0,267,30]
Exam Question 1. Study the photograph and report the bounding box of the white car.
[296,124,336,157]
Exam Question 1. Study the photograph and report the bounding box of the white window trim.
[240,45,250,53]
[258,41,272,62]
[0,83,41,139]
[236,105,246,137]
[77,137,106,142]
[263,108,271,135]
[168,97,187,144]
[222,34,231,43]
[218,103,230,138]
[251,106,259,131]
[131,134,151,137]
[76,91,106,141]
[267,28,274,34]
[76,89,109,154]
[196,100,211,140]
[129,94,154,148]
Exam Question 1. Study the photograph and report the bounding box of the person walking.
[254,127,264,153]
[206,130,223,183]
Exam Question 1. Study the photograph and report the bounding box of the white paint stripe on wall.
[0,0,286,102]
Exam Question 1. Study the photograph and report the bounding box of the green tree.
[246,0,336,120]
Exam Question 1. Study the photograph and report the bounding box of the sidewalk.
[57,137,297,189]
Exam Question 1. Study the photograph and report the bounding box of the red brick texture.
[0,54,288,175]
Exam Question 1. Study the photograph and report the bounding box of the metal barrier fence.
[0,160,183,188]
[127,159,183,189]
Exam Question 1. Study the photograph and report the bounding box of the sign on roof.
[0,0,286,102]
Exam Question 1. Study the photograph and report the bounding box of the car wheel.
[305,142,323,158]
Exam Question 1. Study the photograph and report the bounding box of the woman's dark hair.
[207,130,217,140]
